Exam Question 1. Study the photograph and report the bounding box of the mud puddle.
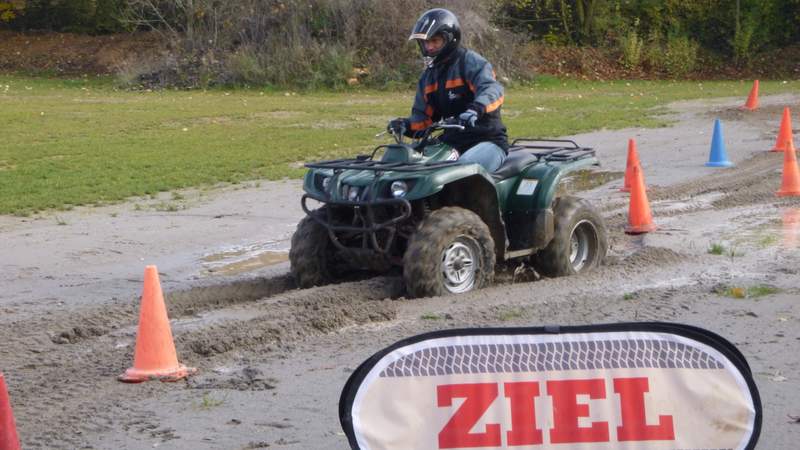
[202,241,290,276]
[653,191,727,214]
[692,205,800,252]
[722,207,800,251]
[560,169,623,193]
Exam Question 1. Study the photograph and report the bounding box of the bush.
[663,34,699,78]
[120,0,529,89]
[3,0,127,33]
[731,18,756,67]
[0,1,22,23]
[619,29,643,70]
[642,29,664,72]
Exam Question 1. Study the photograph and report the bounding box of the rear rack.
[509,138,595,163]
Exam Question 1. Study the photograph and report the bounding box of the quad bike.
[289,120,608,297]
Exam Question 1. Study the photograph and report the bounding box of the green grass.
[195,392,225,410]
[715,284,781,299]
[497,308,524,321]
[757,234,779,248]
[708,242,726,255]
[2,74,798,215]
[420,313,442,320]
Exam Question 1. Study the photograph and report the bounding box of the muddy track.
[1,160,721,449]
[601,151,800,230]
[4,277,399,448]
[0,275,295,348]
[4,241,696,449]
[5,104,800,447]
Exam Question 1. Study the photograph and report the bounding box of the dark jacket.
[407,47,509,154]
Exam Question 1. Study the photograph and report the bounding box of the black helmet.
[408,8,461,66]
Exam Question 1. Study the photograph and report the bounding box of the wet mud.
[2,95,800,449]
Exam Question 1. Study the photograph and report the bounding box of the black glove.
[387,118,410,135]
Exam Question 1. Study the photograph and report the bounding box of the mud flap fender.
[531,208,554,249]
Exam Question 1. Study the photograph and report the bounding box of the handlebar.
[380,119,465,145]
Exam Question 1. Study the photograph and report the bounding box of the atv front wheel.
[403,207,496,298]
[532,196,607,277]
[289,210,339,288]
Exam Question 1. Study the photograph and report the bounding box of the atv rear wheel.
[532,196,607,277]
[289,210,340,288]
[403,207,496,298]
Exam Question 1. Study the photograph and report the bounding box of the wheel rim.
[569,219,598,272]
[441,235,481,293]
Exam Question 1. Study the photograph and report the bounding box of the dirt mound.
[41,274,295,346]
[619,246,685,266]
[2,30,798,81]
[652,152,800,210]
[0,30,165,75]
[710,101,800,140]
[180,277,401,357]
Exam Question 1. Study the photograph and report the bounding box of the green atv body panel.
[302,143,489,203]
[300,138,598,261]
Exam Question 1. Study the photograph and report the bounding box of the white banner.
[340,323,761,450]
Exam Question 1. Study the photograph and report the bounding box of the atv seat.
[492,149,538,181]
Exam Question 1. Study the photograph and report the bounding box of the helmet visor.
[408,17,437,41]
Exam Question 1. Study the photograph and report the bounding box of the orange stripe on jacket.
[484,95,504,113]
[445,78,465,89]
[411,118,433,131]
[423,83,438,101]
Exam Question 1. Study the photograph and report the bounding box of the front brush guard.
[301,194,412,254]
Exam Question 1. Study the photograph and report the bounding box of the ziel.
[437,377,674,448]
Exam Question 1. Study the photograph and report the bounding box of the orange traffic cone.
[119,266,196,382]
[625,164,657,234]
[741,80,759,110]
[0,373,21,450]
[782,208,800,249]
[776,140,800,197]
[771,107,795,152]
[620,139,641,192]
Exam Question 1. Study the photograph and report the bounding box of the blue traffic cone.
[706,119,733,167]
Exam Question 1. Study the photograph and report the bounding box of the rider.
[388,8,509,172]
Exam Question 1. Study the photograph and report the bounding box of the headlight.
[321,176,331,192]
[347,186,360,201]
[390,181,408,198]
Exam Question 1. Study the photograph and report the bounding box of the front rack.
[305,158,460,173]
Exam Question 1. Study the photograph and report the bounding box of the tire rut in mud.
[601,152,799,229]
[3,276,400,449]
[178,277,402,357]
[650,152,793,208]
[384,246,701,338]
[2,275,295,348]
